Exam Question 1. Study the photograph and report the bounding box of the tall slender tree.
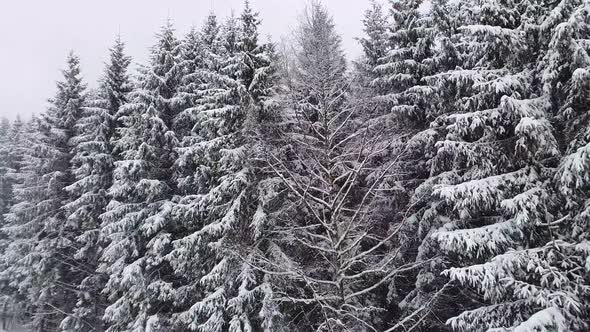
[1,53,86,331]
[251,3,422,331]
[0,118,12,226]
[0,117,15,326]
[388,1,590,331]
[61,37,131,332]
[169,2,279,331]
[355,0,389,97]
[0,116,39,325]
[360,1,462,329]
[99,22,181,332]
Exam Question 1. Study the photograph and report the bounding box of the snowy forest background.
[0,0,590,331]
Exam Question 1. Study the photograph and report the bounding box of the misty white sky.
[0,0,374,120]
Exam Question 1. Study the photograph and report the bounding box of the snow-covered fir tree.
[1,53,87,331]
[385,0,590,331]
[372,0,438,121]
[360,1,463,330]
[0,117,14,321]
[0,116,26,326]
[173,13,222,201]
[0,118,12,227]
[355,0,389,96]
[0,116,39,323]
[61,37,132,332]
[169,2,279,331]
[99,22,181,332]
[173,26,206,140]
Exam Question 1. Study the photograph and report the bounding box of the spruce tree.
[61,37,131,332]
[173,26,203,140]
[0,116,40,324]
[0,117,14,324]
[361,1,462,329]
[0,118,12,226]
[2,53,86,331]
[355,0,389,96]
[169,3,279,331]
[174,13,221,194]
[99,22,181,332]
[394,1,590,331]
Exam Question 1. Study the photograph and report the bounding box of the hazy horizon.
[0,0,370,120]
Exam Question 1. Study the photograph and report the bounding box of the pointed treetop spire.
[201,11,220,48]
[240,0,260,52]
[101,34,131,113]
[63,50,82,79]
[54,51,86,121]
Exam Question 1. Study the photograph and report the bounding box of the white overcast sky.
[0,0,374,120]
